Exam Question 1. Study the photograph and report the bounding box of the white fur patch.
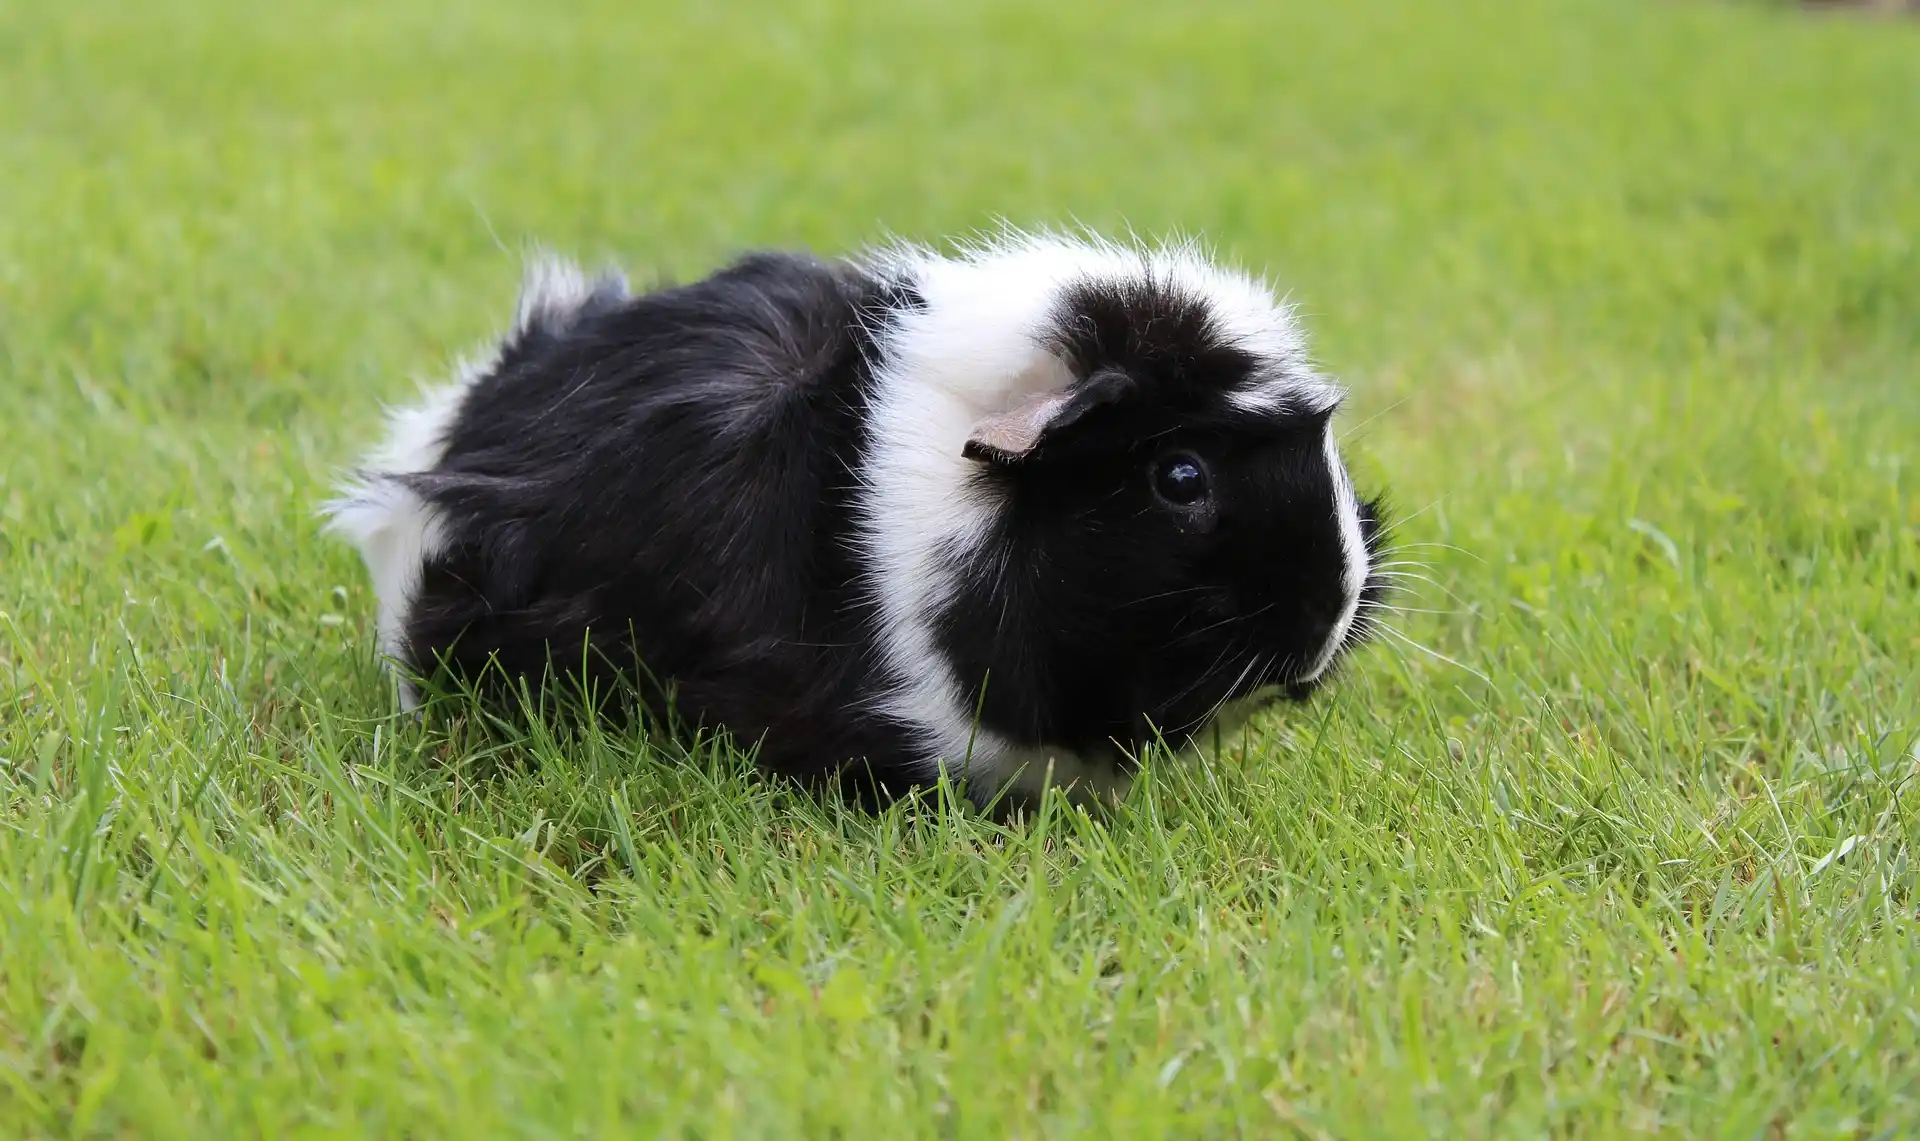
[1300,422,1370,683]
[322,252,618,708]
[321,480,448,707]
[853,226,1357,799]
[515,254,620,335]
[853,241,1077,787]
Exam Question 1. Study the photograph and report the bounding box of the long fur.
[323,228,1387,807]
[321,252,624,707]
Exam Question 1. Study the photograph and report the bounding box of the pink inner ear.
[964,388,1074,460]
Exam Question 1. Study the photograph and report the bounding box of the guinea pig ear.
[962,367,1135,465]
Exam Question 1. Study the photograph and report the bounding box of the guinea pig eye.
[1151,452,1210,507]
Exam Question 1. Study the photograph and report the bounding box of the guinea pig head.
[953,272,1391,753]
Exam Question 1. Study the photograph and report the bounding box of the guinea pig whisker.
[1359,600,1456,617]
[1386,497,1447,528]
[1159,639,1246,719]
[1365,573,1439,595]
[1202,660,1257,725]
[1374,624,1491,684]
[1193,651,1270,737]
[1366,570,1465,604]
[1367,568,1440,584]
[1336,394,1413,440]
[1171,602,1275,646]
[1208,650,1268,720]
[1117,584,1218,610]
[1389,541,1484,563]
[1369,566,1438,585]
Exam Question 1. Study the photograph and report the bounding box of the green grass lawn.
[3,0,1917,1135]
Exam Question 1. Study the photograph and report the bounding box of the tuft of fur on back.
[514,253,630,339]
[320,251,629,706]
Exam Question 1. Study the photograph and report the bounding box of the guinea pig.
[323,228,1390,808]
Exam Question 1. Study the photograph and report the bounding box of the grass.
[2,0,1917,1134]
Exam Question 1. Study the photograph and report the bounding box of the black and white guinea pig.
[324,228,1390,807]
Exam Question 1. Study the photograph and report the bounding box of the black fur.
[399,253,918,791]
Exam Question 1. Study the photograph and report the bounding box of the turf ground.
[2,0,1917,1135]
